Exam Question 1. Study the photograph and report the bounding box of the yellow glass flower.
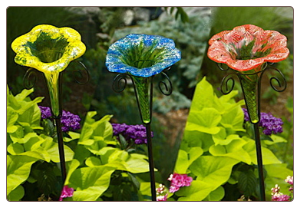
[11,24,86,74]
[11,24,86,116]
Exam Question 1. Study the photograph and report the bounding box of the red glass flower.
[207,24,289,72]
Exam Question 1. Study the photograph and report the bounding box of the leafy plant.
[166,77,292,201]
[7,87,74,201]
[63,111,153,201]
[7,87,154,201]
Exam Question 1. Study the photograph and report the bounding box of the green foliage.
[210,7,292,35]
[7,7,293,201]
[163,7,189,23]
[63,111,151,201]
[7,87,153,201]
[170,77,292,201]
[7,87,74,200]
[7,155,36,200]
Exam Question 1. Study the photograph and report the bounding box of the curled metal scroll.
[217,63,229,71]
[112,73,129,93]
[158,70,173,96]
[23,68,38,89]
[220,72,237,95]
[73,61,90,85]
[260,66,287,92]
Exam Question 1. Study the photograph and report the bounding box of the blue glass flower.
[105,34,181,77]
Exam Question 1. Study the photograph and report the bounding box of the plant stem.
[253,123,266,201]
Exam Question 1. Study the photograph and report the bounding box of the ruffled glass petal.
[106,34,181,77]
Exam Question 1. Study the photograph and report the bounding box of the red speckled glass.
[207,24,289,72]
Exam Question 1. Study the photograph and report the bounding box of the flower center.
[26,31,69,63]
[119,40,166,69]
[227,39,272,61]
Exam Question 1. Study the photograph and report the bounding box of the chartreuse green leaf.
[174,147,203,174]
[7,155,37,195]
[243,139,281,165]
[65,159,80,185]
[220,105,245,133]
[7,185,24,201]
[40,135,74,162]
[69,166,115,201]
[176,180,213,201]
[190,156,239,182]
[79,112,113,146]
[7,106,18,130]
[84,146,149,174]
[209,136,252,164]
[189,156,239,196]
[186,108,221,134]
[123,154,149,173]
[204,186,225,201]
[7,87,43,137]
[191,77,219,111]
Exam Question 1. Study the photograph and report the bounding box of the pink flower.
[271,184,280,194]
[272,193,290,201]
[59,185,74,201]
[271,181,292,201]
[156,194,168,201]
[285,176,293,185]
[156,184,168,201]
[168,173,193,193]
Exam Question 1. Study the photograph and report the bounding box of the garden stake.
[52,72,67,183]
[219,64,287,201]
[253,122,265,200]
[131,74,156,201]
[112,71,173,201]
[54,116,67,182]
[208,24,289,201]
[12,25,87,196]
[107,34,181,201]
[145,123,156,200]
[23,62,89,189]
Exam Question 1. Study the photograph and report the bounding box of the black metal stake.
[253,123,266,201]
[23,62,89,199]
[219,63,287,201]
[112,70,173,201]
[145,123,157,201]
[56,73,67,185]
[131,75,157,201]
[54,116,67,183]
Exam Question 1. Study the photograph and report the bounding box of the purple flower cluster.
[242,108,283,135]
[168,173,193,193]
[111,123,153,144]
[39,106,52,119]
[39,106,81,132]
